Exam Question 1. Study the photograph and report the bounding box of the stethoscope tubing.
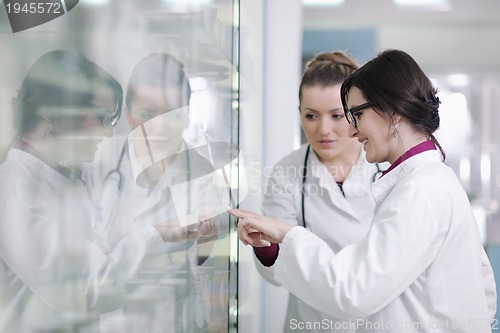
[300,145,311,228]
[300,144,383,229]
[98,139,192,229]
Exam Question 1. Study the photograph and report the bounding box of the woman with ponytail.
[231,49,496,332]
[252,51,379,333]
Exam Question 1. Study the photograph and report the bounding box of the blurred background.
[1,0,499,332]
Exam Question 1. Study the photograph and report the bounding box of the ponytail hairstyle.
[299,51,358,103]
[126,52,191,112]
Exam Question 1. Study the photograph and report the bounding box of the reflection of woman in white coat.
[0,50,205,333]
[84,52,219,333]
[231,49,496,332]
[254,52,379,332]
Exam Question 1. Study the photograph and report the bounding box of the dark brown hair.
[340,49,445,159]
[12,49,123,135]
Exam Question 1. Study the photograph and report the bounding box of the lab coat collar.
[308,149,328,182]
[8,148,78,188]
[12,140,84,183]
[135,150,190,219]
[308,150,342,198]
[308,148,370,218]
[371,149,443,205]
[309,148,367,189]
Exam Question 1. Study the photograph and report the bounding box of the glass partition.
[0,0,240,332]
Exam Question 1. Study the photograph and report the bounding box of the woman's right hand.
[227,208,294,247]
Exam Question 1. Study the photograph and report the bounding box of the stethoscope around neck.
[300,144,383,229]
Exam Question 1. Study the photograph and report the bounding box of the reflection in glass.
[0,0,240,332]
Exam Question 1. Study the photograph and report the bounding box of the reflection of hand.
[195,218,219,244]
[154,214,220,243]
[227,208,293,247]
[154,218,201,242]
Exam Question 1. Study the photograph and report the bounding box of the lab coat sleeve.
[0,169,168,314]
[257,165,301,286]
[274,183,440,319]
[481,248,497,321]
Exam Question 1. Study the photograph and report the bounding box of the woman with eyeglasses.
[230,49,496,332]
[0,49,206,333]
[253,51,379,333]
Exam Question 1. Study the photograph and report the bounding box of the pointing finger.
[227,207,255,220]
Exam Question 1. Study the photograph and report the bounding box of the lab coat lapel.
[309,153,356,218]
[372,150,442,205]
[134,152,190,222]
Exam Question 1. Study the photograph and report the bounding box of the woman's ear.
[391,114,401,138]
[45,117,55,136]
[390,113,401,126]
[36,111,55,137]
[391,112,401,122]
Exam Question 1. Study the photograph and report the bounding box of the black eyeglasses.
[89,100,121,127]
[345,101,377,128]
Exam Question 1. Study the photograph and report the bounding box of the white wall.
[264,0,303,166]
[238,0,265,331]
[238,0,303,332]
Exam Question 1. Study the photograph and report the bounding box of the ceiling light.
[302,0,345,6]
[394,0,449,7]
[82,0,110,5]
[162,0,212,4]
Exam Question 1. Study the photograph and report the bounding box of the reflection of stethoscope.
[300,144,383,228]
[94,140,192,235]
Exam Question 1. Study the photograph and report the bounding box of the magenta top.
[380,140,436,178]
[254,243,279,267]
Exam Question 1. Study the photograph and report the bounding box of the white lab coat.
[0,148,169,333]
[83,135,215,333]
[273,149,497,333]
[84,135,196,253]
[260,144,379,332]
